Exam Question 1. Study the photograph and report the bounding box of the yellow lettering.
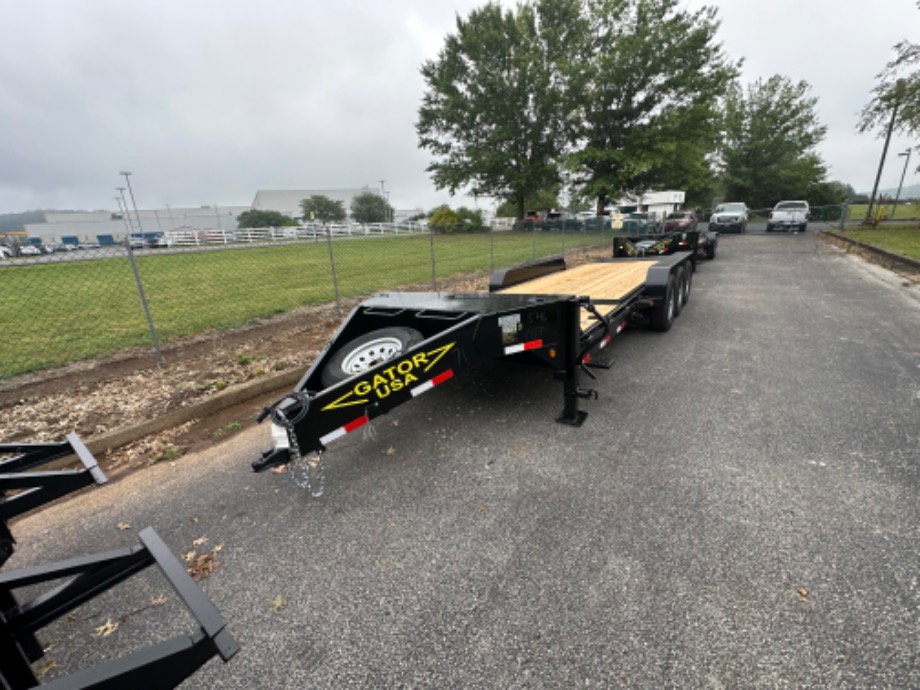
[355,381,372,396]
[377,382,392,398]
[403,373,418,385]
[412,352,428,368]
[397,360,413,375]
[373,374,387,388]
[391,379,403,392]
[383,366,397,381]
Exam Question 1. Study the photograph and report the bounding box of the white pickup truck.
[766,200,810,233]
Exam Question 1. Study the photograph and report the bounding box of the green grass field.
[832,224,920,260]
[0,230,611,378]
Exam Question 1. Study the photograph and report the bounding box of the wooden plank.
[499,261,652,331]
[499,262,649,299]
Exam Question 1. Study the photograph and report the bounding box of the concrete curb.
[84,368,302,456]
[820,230,920,275]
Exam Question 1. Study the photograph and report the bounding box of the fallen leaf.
[191,516,199,523]
[116,522,131,531]
[35,659,57,680]
[193,536,208,547]
[391,420,400,427]
[187,552,220,581]
[797,587,808,600]
[268,595,287,612]
[271,464,288,474]
[182,550,197,563]
[150,595,167,607]
[212,543,224,553]
[95,619,119,637]
[384,447,396,456]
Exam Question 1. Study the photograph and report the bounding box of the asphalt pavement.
[7,230,920,688]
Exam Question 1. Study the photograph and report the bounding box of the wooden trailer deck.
[499,261,652,331]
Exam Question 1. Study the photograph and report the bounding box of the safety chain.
[272,394,326,498]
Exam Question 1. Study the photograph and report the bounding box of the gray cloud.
[1,0,916,215]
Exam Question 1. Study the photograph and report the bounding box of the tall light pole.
[891,149,912,220]
[116,188,133,237]
[118,171,164,368]
[115,193,133,238]
[120,171,144,238]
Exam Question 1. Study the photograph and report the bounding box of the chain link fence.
[0,223,617,380]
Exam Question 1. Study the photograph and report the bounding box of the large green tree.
[417,0,583,219]
[300,195,346,223]
[236,209,298,228]
[720,76,828,210]
[569,0,738,213]
[350,192,393,223]
[858,2,920,160]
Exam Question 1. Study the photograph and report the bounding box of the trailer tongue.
[253,232,701,496]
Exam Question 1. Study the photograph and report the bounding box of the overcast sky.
[1,0,917,215]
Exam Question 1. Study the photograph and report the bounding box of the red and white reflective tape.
[598,322,626,350]
[504,339,543,355]
[410,369,455,397]
[320,415,369,446]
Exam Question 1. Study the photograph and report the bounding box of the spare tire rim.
[341,336,405,375]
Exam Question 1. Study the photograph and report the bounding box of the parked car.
[20,245,41,256]
[766,200,810,232]
[543,210,583,230]
[623,212,659,234]
[522,209,544,224]
[663,211,698,233]
[0,246,11,259]
[709,202,749,233]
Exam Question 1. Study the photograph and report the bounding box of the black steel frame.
[1,435,238,688]
[1,433,107,567]
[0,527,239,689]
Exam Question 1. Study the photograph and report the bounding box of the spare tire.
[321,327,425,388]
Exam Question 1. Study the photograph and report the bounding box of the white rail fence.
[160,221,430,247]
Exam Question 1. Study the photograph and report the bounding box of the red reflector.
[523,339,543,351]
[344,416,369,433]
[432,370,454,386]
[583,354,591,364]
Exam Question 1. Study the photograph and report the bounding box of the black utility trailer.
[254,232,700,494]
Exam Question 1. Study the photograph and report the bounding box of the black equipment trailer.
[253,232,701,494]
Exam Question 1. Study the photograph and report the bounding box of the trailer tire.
[705,240,717,260]
[321,327,425,388]
[650,276,676,332]
[679,264,692,307]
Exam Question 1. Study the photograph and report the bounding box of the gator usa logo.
[322,343,455,410]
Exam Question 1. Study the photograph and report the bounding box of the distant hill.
[864,183,920,200]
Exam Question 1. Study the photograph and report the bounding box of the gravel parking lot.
[7,232,920,688]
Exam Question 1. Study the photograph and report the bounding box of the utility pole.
[865,91,902,225]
